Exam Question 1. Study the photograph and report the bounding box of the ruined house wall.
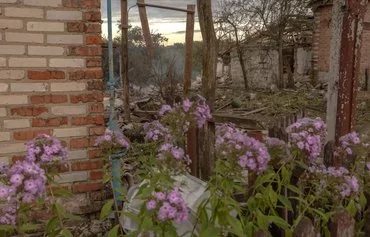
[0,0,105,213]
[313,4,370,84]
[230,48,279,89]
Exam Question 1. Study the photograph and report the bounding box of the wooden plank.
[331,209,355,237]
[137,0,154,65]
[183,5,195,96]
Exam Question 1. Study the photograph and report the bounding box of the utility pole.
[121,0,131,122]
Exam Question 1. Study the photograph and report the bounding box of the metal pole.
[136,2,195,13]
[121,0,131,122]
[107,0,122,207]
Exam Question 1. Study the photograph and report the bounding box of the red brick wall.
[0,0,105,202]
[313,4,370,79]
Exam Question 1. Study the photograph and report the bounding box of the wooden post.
[137,0,154,65]
[293,217,315,237]
[121,0,131,122]
[326,0,368,143]
[183,5,195,96]
[331,209,355,237]
[197,0,217,180]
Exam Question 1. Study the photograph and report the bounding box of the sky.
[101,0,210,45]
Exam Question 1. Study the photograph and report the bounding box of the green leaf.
[55,203,67,219]
[122,211,140,222]
[199,226,221,237]
[100,199,114,220]
[360,192,367,209]
[346,199,357,217]
[19,223,40,233]
[268,186,278,205]
[60,228,73,237]
[141,216,153,230]
[107,224,120,237]
[227,215,245,237]
[0,224,15,233]
[277,195,293,211]
[45,216,59,233]
[267,215,290,229]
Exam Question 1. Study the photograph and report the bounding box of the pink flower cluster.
[0,135,64,225]
[26,134,67,164]
[143,120,172,142]
[337,132,362,156]
[216,124,270,173]
[157,143,191,165]
[146,188,189,224]
[286,118,326,162]
[95,129,130,150]
[193,97,212,128]
[307,165,359,198]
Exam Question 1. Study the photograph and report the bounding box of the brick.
[86,58,102,67]
[0,83,9,92]
[87,81,104,90]
[47,34,83,44]
[55,171,88,183]
[62,0,80,8]
[9,58,47,68]
[53,127,88,138]
[28,70,65,80]
[47,10,82,21]
[67,22,85,32]
[89,103,104,113]
[69,47,102,56]
[10,83,48,92]
[49,59,85,68]
[85,69,103,79]
[72,160,103,171]
[0,19,23,29]
[90,171,104,180]
[11,107,48,116]
[88,149,102,159]
[70,92,103,103]
[72,182,104,193]
[70,138,89,149]
[5,7,43,18]
[0,143,26,155]
[12,155,24,163]
[0,58,5,67]
[82,0,100,8]
[85,35,101,45]
[51,105,87,115]
[5,32,44,43]
[4,119,31,129]
[69,150,88,160]
[32,117,68,127]
[51,82,86,92]
[69,70,85,80]
[84,11,101,22]
[0,132,11,142]
[31,95,67,104]
[27,22,64,32]
[0,45,26,55]
[0,70,24,80]
[89,127,105,136]
[24,0,62,7]
[28,46,64,56]
[0,95,28,105]
[14,129,52,141]
[0,108,7,117]
[71,115,104,125]
[86,23,101,33]
[0,0,17,3]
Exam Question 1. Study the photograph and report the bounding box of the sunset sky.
[101,0,215,45]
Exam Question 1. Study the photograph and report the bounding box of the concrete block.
[28,46,64,56]
[4,119,31,129]
[47,34,83,44]
[6,32,44,43]
[49,58,85,68]
[51,82,86,92]
[53,127,88,138]
[0,19,23,29]
[5,7,44,18]
[27,22,64,32]
[47,10,82,21]
[51,105,87,115]
[10,83,48,92]
[9,57,47,67]
[0,143,26,154]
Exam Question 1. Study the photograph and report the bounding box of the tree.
[215,0,258,90]
[249,0,312,88]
